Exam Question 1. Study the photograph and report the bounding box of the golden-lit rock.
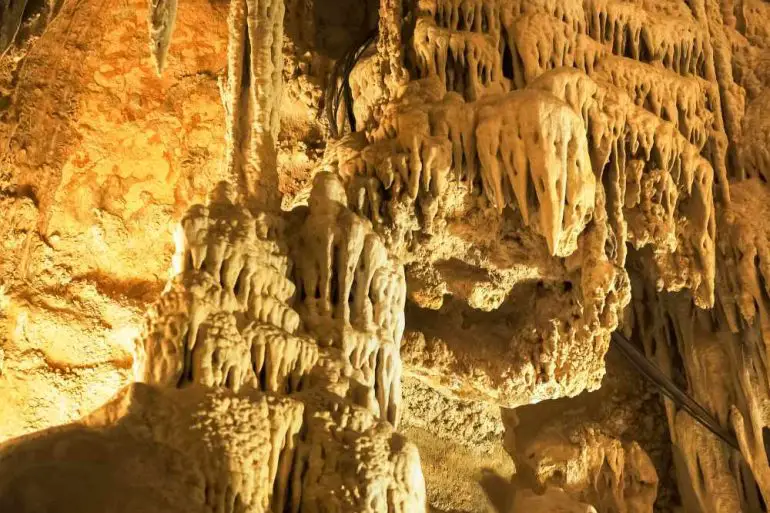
[3,0,770,510]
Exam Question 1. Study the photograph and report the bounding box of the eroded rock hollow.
[0,0,769,511]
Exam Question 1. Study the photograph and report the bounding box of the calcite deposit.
[0,172,425,513]
[2,0,770,511]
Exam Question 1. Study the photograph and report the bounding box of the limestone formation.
[0,383,425,513]
[148,0,177,73]
[220,0,286,210]
[627,179,770,512]
[3,0,770,511]
[311,0,730,419]
[518,422,658,513]
[513,487,599,513]
[0,174,426,513]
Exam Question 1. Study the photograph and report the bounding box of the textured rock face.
[512,487,599,513]
[2,0,770,511]
[0,175,426,513]
[323,0,728,412]
[0,384,424,513]
[519,422,658,512]
[628,179,770,512]
[0,0,229,442]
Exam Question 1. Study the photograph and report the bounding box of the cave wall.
[1,0,770,512]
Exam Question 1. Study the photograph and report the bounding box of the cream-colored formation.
[4,0,770,510]
[328,78,597,258]
[134,193,314,394]
[628,179,770,512]
[135,175,408,424]
[321,0,721,414]
[518,421,658,513]
[0,175,425,513]
[290,172,406,425]
[330,80,597,258]
[323,0,764,510]
[0,382,425,513]
[220,0,285,211]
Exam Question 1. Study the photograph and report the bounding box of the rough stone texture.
[0,0,228,441]
[512,487,599,513]
[628,179,770,512]
[2,0,770,511]
[401,376,514,513]
[0,175,427,513]
[510,346,676,513]
[0,383,425,513]
[0,0,361,443]
[322,0,729,412]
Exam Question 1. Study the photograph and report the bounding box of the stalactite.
[328,78,598,259]
[518,421,659,512]
[0,173,426,513]
[147,0,177,73]
[4,0,769,511]
[220,0,285,210]
[622,180,770,511]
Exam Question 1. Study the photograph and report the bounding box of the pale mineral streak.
[219,0,285,211]
[148,0,177,73]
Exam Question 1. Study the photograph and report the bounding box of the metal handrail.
[612,331,740,451]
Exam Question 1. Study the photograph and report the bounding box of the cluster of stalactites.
[406,0,715,95]
[135,175,406,426]
[290,172,407,425]
[737,91,770,184]
[529,67,716,307]
[627,180,770,513]
[398,0,731,200]
[329,77,597,258]
[517,420,659,512]
[627,277,753,513]
[712,181,770,510]
[332,67,717,304]
[589,55,729,201]
[411,0,503,101]
[717,182,770,344]
[125,178,424,513]
[337,0,723,309]
[474,89,596,257]
[134,185,316,396]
